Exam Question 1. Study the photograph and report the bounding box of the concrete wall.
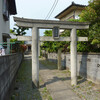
[47,52,100,84]
[0,53,23,100]
[0,0,10,43]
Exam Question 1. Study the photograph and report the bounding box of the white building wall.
[0,0,10,43]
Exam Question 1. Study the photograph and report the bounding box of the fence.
[0,53,23,100]
[0,41,23,56]
[0,42,16,55]
[47,52,100,84]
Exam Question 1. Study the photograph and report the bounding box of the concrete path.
[39,59,80,100]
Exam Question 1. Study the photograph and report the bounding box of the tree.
[11,24,29,36]
[80,6,97,23]
[41,30,70,52]
[10,29,15,34]
[10,25,28,53]
[79,0,100,52]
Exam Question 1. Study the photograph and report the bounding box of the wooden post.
[32,27,39,88]
[71,28,77,85]
[58,49,62,70]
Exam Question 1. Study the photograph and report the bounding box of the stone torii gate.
[14,17,89,88]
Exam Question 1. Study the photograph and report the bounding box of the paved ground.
[40,59,100,100]
[10,55,100,100]
[40,59,80,100]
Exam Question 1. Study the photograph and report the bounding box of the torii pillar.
[71,28,77,85]
[32,27,39,88]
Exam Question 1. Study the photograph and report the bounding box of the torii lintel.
[14,17,90,29]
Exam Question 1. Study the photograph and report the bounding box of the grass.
[40,59,57,70]
[41,87,53,100]
[76,85,80,88]
[88,81,93,84]
[77,76,83,80]
[11,95,15,100]
[10,58,53,100]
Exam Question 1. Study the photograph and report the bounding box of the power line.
[46,0,59,20]
[45,0,57,20]
[45,0,59,20]
[47,0,59,19]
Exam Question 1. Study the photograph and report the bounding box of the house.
[55,2,86,21]
[0,0,17,54]
[25,41,32,52]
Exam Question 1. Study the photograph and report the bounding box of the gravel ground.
[40,59,100,100]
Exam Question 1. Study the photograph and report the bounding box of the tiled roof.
[55,2,87,19]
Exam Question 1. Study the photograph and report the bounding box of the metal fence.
[0,42,15,55]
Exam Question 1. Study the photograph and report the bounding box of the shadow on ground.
[40,59,88,85]
[41,76,71,87]
[39,59,71,87]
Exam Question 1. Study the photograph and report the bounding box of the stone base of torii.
[14,17,89,88]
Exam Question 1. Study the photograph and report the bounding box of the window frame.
[2,0,9,21]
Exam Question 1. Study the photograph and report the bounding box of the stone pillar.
[32,27,39,88]
[70,28,77,85]
[58,49,62,70]
[38,33,40,57]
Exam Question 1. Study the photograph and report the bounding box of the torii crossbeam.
[14,17,90,88]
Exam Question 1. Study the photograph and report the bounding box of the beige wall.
[61,11,74,21]
[0,0,10,43]
[60,10,82,21]
[74,10,82,19]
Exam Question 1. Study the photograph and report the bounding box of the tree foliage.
[41,30,70,52]
[10,25,28,53]
[80,6,97,23]
[79,0,100,51]
[11,24,29,36]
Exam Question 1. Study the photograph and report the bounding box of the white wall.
[0,0,10,43]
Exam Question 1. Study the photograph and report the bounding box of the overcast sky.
[10,0,89,36]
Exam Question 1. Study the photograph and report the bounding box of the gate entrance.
[14,17,89,88]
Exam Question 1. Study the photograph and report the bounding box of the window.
[75,15,80,19]
[2,0,9,21]
[3,35,7,48]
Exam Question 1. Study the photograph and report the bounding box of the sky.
[10,0,89,36]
